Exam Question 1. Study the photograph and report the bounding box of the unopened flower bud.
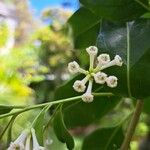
[86,46,98,56]
[82,80,94,103]
[94,72,107,84]
[97,54,110,66]
[73,80,86,92]
[106,76,118,88]
[68,61,80,74]
[114,55,123,66]
[101,55,123,70]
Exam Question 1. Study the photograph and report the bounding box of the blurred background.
[0,0,150,150]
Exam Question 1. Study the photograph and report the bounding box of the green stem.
[126,22,132,98]
[120,100,144,150]
[0,96,81,119]
[93,92,114,97]
[0,92,114,120]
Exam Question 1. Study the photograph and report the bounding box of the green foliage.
[82,126,124,150]
[68,7,100,49]
[97,19,150,99]
[55,75,121,128]
[53,105,74,150]
[79,0,149,21]
[0,106,13,115]
[0,23,9,47]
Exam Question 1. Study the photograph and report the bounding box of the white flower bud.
[93,72,107,84]
[68,61,80,74]
[73,80,86,92]
[101,55,123,70]
[7,130,28,150]
[73,75,90,92]
[86,46,98,70]
[82,80,94,103]
[86,46,98,56]
[68,61,88,74]
[114,55,123,66]
[31,128,45,150]
[97,54,110,65]
[106,76,118,88]
[82,93,94,103]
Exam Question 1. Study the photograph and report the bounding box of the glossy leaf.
[0,105,13,115]
[80,0,149,22]
[53,105,74,150]
[82,126,124,150]
[68,7,100,48]
[97,19,150,99]
[55,75,121,128]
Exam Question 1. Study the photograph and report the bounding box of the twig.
[120,99,144,150]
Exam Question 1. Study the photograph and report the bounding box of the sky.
[30,0,79,16]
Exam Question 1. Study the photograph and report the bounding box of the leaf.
[0,105,13,115]
[53,105,74,150]
[97,19,150,99]
[143,97,150,114]
[82,126,124,150]
[55,75,121,128]
[68,7,100,48]
[80,0,149,22]
[32,107,48,145]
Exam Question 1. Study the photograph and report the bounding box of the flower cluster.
[68,46,123,103]
[7,128,46,150]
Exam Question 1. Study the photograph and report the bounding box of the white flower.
[93,72,107,84]
[86,46,98,70]
[68,46,123,103]
[114,55,123,66]
[106,76,118,88]
[73,75,90,92]
[73,80,86,92]
[68,61,88,74]
[82,80,94,103]
[31,128,45,150]
[25,135,31,150]
[86,46,98,56]
[101,55,123,70]
[7,130,28,150]
[97,54,110,66]
[68,61,80,74]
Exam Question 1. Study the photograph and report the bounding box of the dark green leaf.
[80,0,149,22]
[0,105,13,115]
[53,105,74,150]
[143,97,150,114]
[97,19,150,99]
[55,75,121,128]
[68,7,100,48]
[82,126,124,150]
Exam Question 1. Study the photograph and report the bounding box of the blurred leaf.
[0,105,13,115]
[68,7,100,48]
[97,19,150,99]
[143,97,150,114]
[82,126,124,150]
[53,105,74,150]
[32,107,48,145]
[55,75,121,128]
[142,12,150,18]
[80,0,149,22]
